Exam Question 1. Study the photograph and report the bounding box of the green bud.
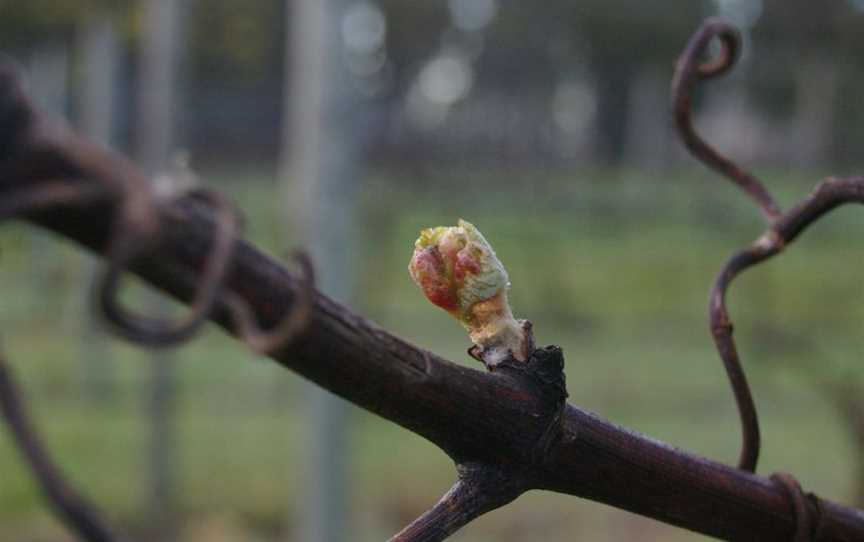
[409,219,530,366]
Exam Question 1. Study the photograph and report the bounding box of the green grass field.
[1,166,862,541]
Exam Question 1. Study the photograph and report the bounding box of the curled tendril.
[96,188,239,348]
[671,18,781,223]
[227,250,315,355]
[673,18,770,474]
[706,175,864,475]
[708,244,776,472]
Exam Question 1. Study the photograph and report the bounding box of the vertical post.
[26,45,69,306]
[790,56,838,169]
[282,0,361,539]
[77,12,117,402]
[137,0,183,172]
[136,0,186,538]
[78,15,117,146]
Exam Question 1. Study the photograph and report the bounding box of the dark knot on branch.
[496,344,568,465]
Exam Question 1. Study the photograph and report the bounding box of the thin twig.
[0,356,121,542]
[671,18,782,222]
[389,464,525,542]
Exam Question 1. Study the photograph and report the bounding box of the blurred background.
[2,0,864,540]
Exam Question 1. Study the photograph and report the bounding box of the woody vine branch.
[0,17,864,542]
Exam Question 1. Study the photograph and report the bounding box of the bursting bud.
[408,219,531,366]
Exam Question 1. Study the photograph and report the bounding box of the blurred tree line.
[3,0,864,169]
